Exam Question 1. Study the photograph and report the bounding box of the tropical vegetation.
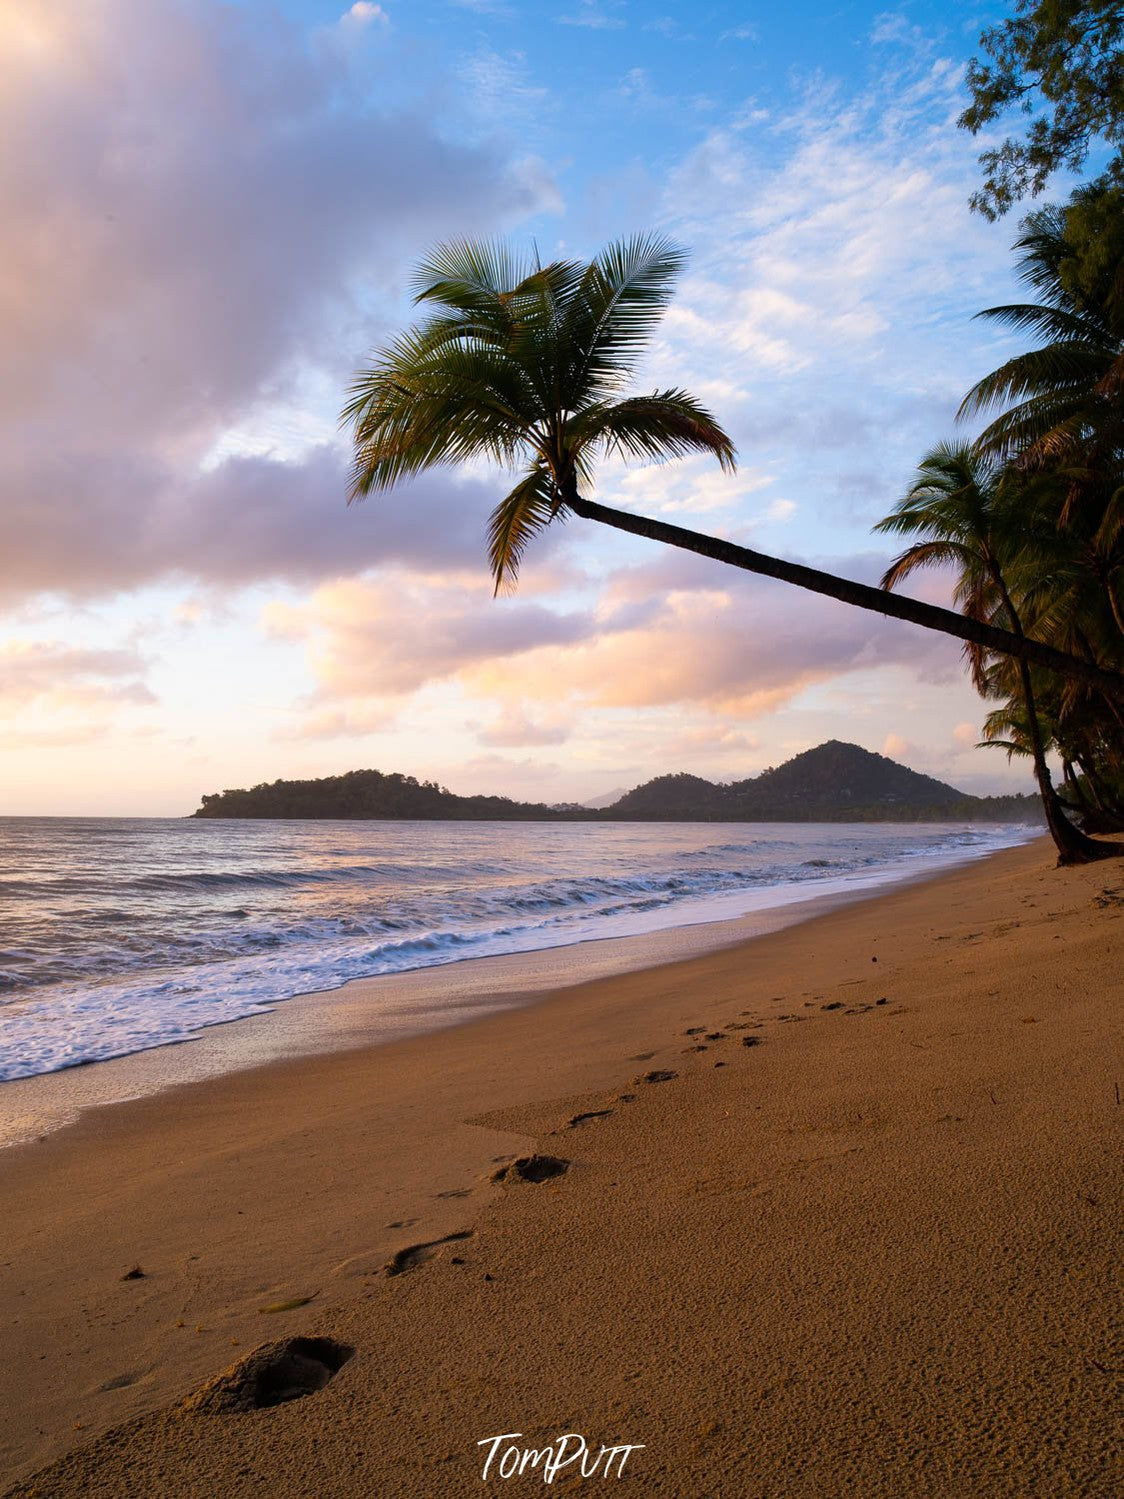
[959,0,1124,219]
[877,181,1124,863]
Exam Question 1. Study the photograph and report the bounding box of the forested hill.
[610,741,1007,820]
[192,769,563,821]
[191,742,1041,823]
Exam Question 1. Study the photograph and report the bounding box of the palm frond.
[571,390,735,471]
[411,238,536,307]
[879,540,975,589]
[568,234,689,399]
[971,301,1110,347]
[487,464,559,593]
[970,392,1100,465]
[959,344,1112,421]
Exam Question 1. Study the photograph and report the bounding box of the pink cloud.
[0,642,153,709]
[272,547,965,728]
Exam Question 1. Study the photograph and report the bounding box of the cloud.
[461,46,549,122]
[339,2,389,28]
[0,0,553,604]
[604,455,776,517]
[869,11,932,50]
[662,723,761,758]
[272,543,964,737]
[0,643,152,707]
[642,55,1020,543]
[0,442,537,597]
[0,641,154,749]
[266,572,594,711]
[476,707,572,747]
[557,2,625,30]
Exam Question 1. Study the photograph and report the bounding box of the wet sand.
[1,837,1121,1496]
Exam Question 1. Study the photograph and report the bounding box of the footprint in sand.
[684,1026,708,1036]
[568,1110,612,1128]
[182,1337,354,1412]
[385,1218,419,1230]
[492,1154,569,1184]
[630,1051,656,1061]
[385,1231,474,1277]
[97,1370,146,1393]
[682,1044,709,1053]
[636,1069,678,1084]
[741,1036,763,1048]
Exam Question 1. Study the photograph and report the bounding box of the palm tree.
[959,196,1124,484]
[341,234,1124,698]
[875,442,1117,862]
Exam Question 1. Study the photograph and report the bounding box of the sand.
[1,838,1121,1496]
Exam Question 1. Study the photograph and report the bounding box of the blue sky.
[0,0,1075,814]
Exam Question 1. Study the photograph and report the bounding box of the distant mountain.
[582,786,630,810]
[192,741,1041,823]
[741,740,964,811]
[609,772,731,820]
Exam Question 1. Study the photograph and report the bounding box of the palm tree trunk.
[1011,653,1115,862]
[985,567,1115,864]
[1105,577,1124,638]
[1076,756,1124,831]
[567,496,1124,699]
[1061,760,1088,811]
[987,566,1119,862]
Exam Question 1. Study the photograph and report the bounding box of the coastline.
[2,834,1121,1495]
[1,824,1036,1149]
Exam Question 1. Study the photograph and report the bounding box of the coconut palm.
[341,234,1124,697]
[876,442,1118,862]
[959,196,1124,481]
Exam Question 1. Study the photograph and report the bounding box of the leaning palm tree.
[875,442,1117,863]
[342,234,1124,697]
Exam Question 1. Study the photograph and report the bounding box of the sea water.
[0,818,1038,1082]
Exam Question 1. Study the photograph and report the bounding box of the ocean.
[0,817,1038,1084]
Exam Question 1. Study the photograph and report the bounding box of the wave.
[0,821,1040,1083]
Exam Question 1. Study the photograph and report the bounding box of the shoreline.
[2,835,1120,1495]
[1,825,1038,1149]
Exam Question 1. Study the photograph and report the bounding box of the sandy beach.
[2,836,1121,1496]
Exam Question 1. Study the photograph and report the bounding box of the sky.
[0,0,1068,815]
